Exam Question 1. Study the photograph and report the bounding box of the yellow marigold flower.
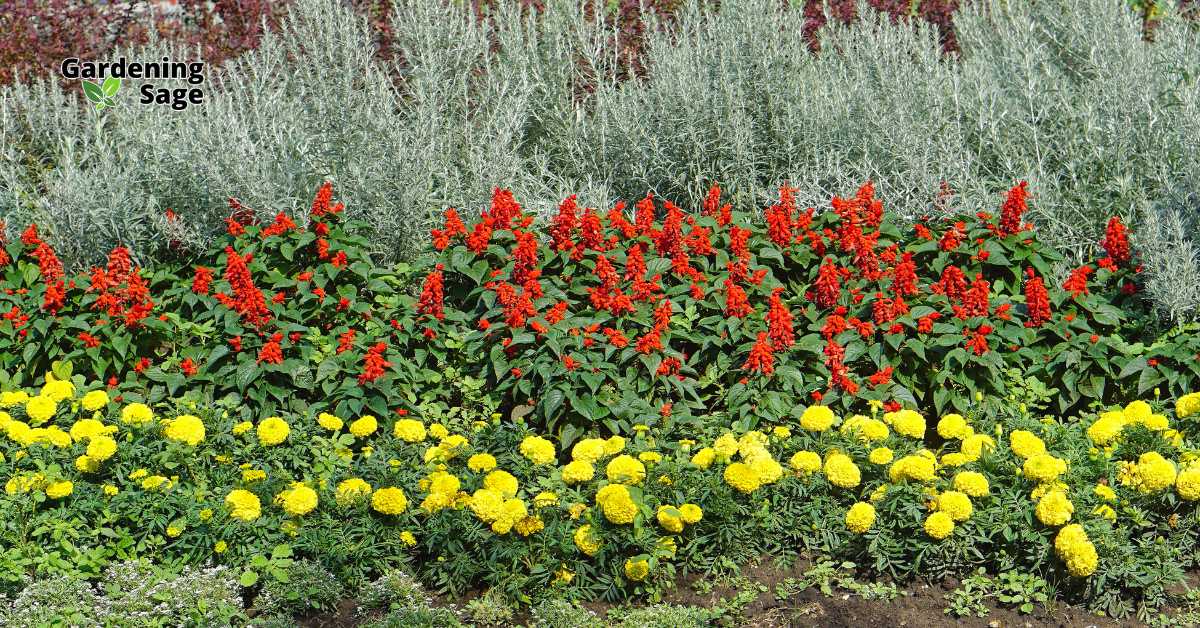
[724,462,761,493]
[1176,467,1200,501]
[1124,400,1153,423]
[868,447,894,465]
[81,390,109,412]
[937,414,970,440]
[242,468,267,483]
[889,455,936,483]
[824,453,861,489]
[1093,484,1116,501]
[459,454,492,474]
[349,415,378,438]
[936,490,973,522]
[225,489,262,521]
[940,452,969,467]
[41,379,74,403]
[84,435,117,462]
[571,438,607,462]
[748,453,783,486]
[1023,454,1067,483]
[886,409,926,439]
[603,435,625,455]
[953,471,990,497]
[25,395,57,424]
[519,435,557,465]
[102,484,118,496]
[1086,411,1125,446]
[75,455,98,473]
[606,454,646,485]
[657,506,684,533]
[960,433,995,461]
[1054,524,1098,577]
[624,558,650,581]
[429,423,449,440]
[638,451,663,464]
[1035,490,1074,526]
[561,460,596,485]
[163,414,205,446]
[1093,504,1116,522]
[1133,452,1177,493]
[69,418,113,442]
[120,402,153,426]
[371,487,409,515]
[427,471,460,496]
[232,421,252,435]
[568,502,588,520]
[1009,430,1046,459]
[679,503,703,524]
[316,412,343,431]
[691,447,717,469]
[483,470,518,498]
[845,502,876,534]
[773,426,791,439]
[46,480,73,499]
[1176,392,1200,419]
[393,418,426,442]
[789,450,822,476]
[199,508,213,522]
[841,415,889,442]
[214,540,228,554]
[166,525,183,538]
[924,511,955,540]
[142,475,172,491]
[256,417,289,446]
[336,478,373,505]
[129,468,148,480]
[713,433,739,459]
[533,491,558,508]
[800,405,836,432]
[0,391,30,407]
[275,482,318,517]
[514,515,544,536]
[574,525,601,556]
[596,484,638,524]
[5,420,33,446]
[400,531,417,547]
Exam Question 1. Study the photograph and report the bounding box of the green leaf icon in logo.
[82,78,120,110]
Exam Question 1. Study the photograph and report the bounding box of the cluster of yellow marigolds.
[4,373,1200,586]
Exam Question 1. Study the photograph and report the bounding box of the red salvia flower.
[932,264,967,301]
[766,287,794,350]
[939,221,964,252]
[603,327,630,348]
[813,258,841,309]
[191,266,213,295]
[729,226,751,262]
[966,325,993,355]
[869,366,893,387]
[218,246,270,327]
[765,185,796,247]
[257,333,284,365]
[432,208,467,251]
[723,279,753,318]
[743,332,775,376]
[1101,216,1131,267]
[891,252,919,296]
[78,332,101,348]
[337,329,356,354]
[1023,271,1052,327]
[261,212,297,238]
[180,358,198,377]
[960,275,990,318]
[1064,265,1093,297]
[997,181,1030,236]
[358,342,392,384]
[550,195,579,252]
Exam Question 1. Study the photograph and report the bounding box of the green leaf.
[81,81,104,103]
[101,77,121,97]
[1118,356,1147,380]
[239,571,259,587]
